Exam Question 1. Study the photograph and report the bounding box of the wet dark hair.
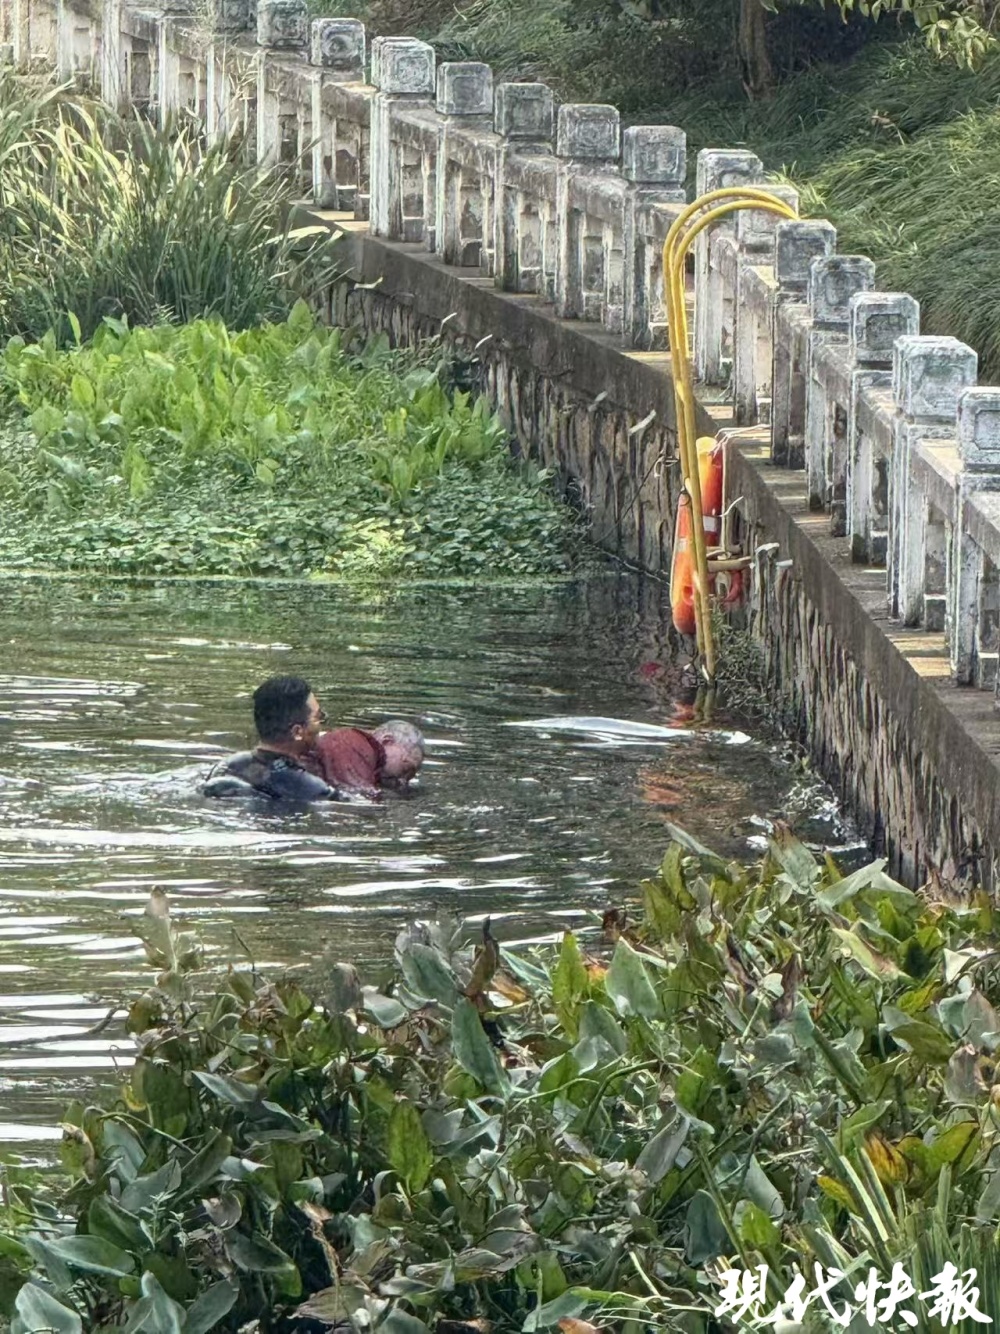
[253,675,313,743]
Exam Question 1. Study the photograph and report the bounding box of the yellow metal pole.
[661,188,797,682]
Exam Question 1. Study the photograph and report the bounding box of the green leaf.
[684,1190,729,1265]
[193,1071,258,1104]
[815,859,889,909]
[635,1116,689,1184]
[552,932,589,1034]
[830,927,902,980]
[451,997,507,1095]
[88,1195,146,1252]
[736,1199,780,1250]
[768,825,820,887]
[12,1284,82,1334]
[181,1130,233,1195]
[184,1281,238,1334]
[387,1100,434,1193]
[121,1159,183,1214]
[124,1272,185,1334]
[225,1230,297,1277]
[363,991,409,1028]
[522,1288,590,1331]
[380,1312,431,1334]
[44,1235,135,1277]
[578,1000,626,1055]
[398,943,457,1006]
[605,939,661,1019]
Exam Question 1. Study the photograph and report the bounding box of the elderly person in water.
[202,674,425,801]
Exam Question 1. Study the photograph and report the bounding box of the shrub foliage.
[3,827,1000,1331]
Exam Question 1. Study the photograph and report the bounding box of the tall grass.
[0,69,338,345]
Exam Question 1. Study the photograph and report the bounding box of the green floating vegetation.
[0,303,585,582]
[4,826,1000,1331]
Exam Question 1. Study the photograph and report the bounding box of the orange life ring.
[670,493,697,636]
[670,437,743,636]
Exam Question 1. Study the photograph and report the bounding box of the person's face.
[289,692,325,753]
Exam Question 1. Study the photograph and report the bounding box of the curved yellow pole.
[662,188,797,681]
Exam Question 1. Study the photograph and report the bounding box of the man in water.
[203,675,339,801]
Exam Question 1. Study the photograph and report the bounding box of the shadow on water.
[0,570,854,1141]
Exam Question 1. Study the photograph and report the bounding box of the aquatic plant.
[0,304,584,581]
[2,825,1000,1331]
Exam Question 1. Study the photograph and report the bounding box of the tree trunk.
[738,0,775,100]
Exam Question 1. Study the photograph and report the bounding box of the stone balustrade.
[6,0,1000,706]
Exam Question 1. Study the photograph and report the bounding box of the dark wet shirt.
[202,748,338,801]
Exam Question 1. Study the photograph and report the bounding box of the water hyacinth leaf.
[181,1130,233,1195]
[735,1200,780,1250]
[815,858,888,909]
[121,1159,183,1214]
[12,1284,82,1334]
[604,939,661,1019]
[945,1046,984,1104]
[124,1272,185,1334]
[836,1100,892,1150]
[684,1190,729,1265]
[768,825,820,888]
[927,1120,979,1172]
[295,1283,369,1323]
[577,1000,626,1055]
[380,1313,431,1334]
[663,823,729,874]
[830,927,902,980]
[388,1100,434,1192]
[635,1115,689,1184]
[523,1288,591,1331]
[864,1133,909,1186]
[103,1118,145,1182]
[451,997,507,1095]
[44,1235,135,1277]
[225,1230,297,1277]
[184,1281,239,1334]
[202,1193,242,1229]
[88,1194,146,1252]
[194,1071,258,1104]
[399,943,457,1006]
[552,933,589,1034]
[364,990,409,1029]
[886,1017,955,1064]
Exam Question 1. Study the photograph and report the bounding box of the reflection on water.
[0,572,853,1141]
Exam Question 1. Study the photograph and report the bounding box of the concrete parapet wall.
[7,0,1000,885]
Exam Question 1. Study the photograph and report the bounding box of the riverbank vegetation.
[3,826,1000,1331]
[0,306,583,580]
[0,69,584,583]
[312,0,1000,379]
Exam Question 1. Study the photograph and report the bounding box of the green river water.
[0,570,856,1144]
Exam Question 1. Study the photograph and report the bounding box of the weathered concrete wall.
[8,0,1000,888]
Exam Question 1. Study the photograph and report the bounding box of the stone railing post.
[847,293,920,564]
[770,218,835,466]
[953,389,1000,684]
[309,18,366,208]
[732,183,799,424]
[435,61,493,266]
[256,1,308,169]
[890,336,977,626]
[369,36,435,240]
[622,125,685,350]
[494,82,556,294]
[555,103,620,320]
[803,254,875,522]
[693,149,762,384]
